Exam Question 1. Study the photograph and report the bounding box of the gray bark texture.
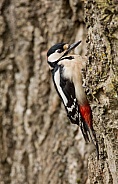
[85,0,118,184]
[0,0,117,184]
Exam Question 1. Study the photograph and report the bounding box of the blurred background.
[0,0,117,184]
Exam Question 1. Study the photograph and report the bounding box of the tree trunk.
[0,0,117,184]
[85,0,118,183]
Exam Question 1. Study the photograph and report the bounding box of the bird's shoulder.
[58,54,87,70]
[57,55,87,81]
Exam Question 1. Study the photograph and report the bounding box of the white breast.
[58,56,87,105]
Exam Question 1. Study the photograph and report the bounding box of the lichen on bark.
[85,0,118,183]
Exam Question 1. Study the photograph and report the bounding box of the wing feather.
[59,66,80,125]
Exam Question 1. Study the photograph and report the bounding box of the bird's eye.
[56,49,63,53]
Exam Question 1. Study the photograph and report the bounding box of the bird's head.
[47,41,81,69]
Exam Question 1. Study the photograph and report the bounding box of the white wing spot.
[67,101,75,112]
[71,112,78,121]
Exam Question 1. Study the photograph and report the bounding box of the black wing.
[59,66,80,125]
[51,65,80,125]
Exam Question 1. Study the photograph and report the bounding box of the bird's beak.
[62,41,81,58]
[67,40,81,53]
[57,41,81,62]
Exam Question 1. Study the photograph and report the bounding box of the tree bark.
[0,0,117,184]
[85,0,118,183]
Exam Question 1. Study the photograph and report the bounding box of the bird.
[47,41,99,159]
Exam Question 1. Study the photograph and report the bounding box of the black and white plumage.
[52,64,79,125]
[47,41,99,159]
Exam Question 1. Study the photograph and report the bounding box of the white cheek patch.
[54,68,68,105]
[48,53,61,63]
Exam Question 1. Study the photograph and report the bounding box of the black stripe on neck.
[48,56,74,68]
[48,60,59,68]
[60,56,74,61]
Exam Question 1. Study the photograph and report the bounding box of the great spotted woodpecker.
[47,41,99,159]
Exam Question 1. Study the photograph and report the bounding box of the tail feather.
[80,121,91,143]
[80,119,99,160]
